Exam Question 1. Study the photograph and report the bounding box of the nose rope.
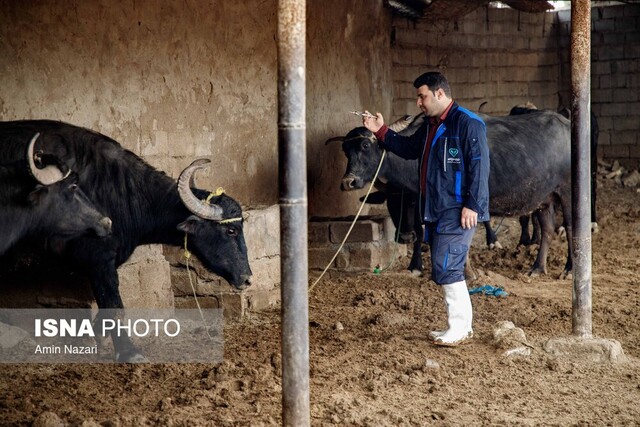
[309,149,387,293]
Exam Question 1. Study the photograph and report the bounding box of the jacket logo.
[448,148,459,157]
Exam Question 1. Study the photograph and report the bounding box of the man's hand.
[362,111,384,133]
[461,207,478,230]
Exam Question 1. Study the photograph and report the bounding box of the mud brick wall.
[0,244,173,309]
[0,0,394,309]
[557,6,640,169]
[308,217,406,273]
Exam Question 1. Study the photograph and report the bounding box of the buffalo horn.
[177,159,223,221]
[388,115,414,133]
[27,133,71,185]
[324,136,345,146]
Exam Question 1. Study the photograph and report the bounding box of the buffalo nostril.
[97,217,113,236]
[101,217,113,231]
[341,177,356,190]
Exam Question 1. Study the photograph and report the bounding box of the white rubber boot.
[432,280,473,346]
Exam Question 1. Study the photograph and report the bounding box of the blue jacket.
[380,103,490,223]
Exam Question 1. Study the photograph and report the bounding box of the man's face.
[416,85,441,118]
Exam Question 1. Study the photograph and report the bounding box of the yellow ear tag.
[204,187,225,204]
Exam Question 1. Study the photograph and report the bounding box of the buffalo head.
[27,133,112,239]
[326,127,382,191]
[177,159,252,290]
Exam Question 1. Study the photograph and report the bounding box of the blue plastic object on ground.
[468,284,508,297]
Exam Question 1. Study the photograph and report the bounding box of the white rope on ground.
[309,150,387,293]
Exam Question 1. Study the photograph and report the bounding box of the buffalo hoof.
[410,269,423,277]
[528,267,545,277]
[556,226,566,239]
[489,241,503,250]
[559,270,572,280]
[591,222,599,234]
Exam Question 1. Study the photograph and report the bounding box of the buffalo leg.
[386,192,423,276]
[406,197,423,275]
[518,215,532,246]
[401,194,424,276]
[531,211,542,245]
[483,221,501,249]
[66,237,146,362]
[518,213,542,246]
[528,206,556,276]
[557,189,573,279]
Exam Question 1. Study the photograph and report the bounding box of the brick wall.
[557,6,640,169]
[308,217,406,273]
[391,4,640,168]
[391,6,562,117]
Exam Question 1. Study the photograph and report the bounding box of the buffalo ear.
[177,215,203,234]
[27,186,48,206]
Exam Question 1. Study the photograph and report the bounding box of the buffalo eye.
[226,227,238,236]
[362,142,370,150]
[69,184,78,191]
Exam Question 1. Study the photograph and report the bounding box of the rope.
[492,216,506,235]
[183,233,213,339]
[309,150,387,293]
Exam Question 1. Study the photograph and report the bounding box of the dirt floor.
[1,176,639,426]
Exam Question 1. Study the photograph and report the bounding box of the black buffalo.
[326,118,427,276]
[0,120,252,362]
[0,133,111,256]
[334,110,573,278]
[509,104,600,244]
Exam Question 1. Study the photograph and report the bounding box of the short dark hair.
[413,71,451,97]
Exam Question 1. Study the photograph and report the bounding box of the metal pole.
[570,0,592,337]
[277,1,310,426]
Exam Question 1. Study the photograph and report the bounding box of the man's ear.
[27,186,48,206]
[177,215,203,234]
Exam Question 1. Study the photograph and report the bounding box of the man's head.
[413,71,452,118]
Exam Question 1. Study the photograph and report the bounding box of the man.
[362,71,490,346]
